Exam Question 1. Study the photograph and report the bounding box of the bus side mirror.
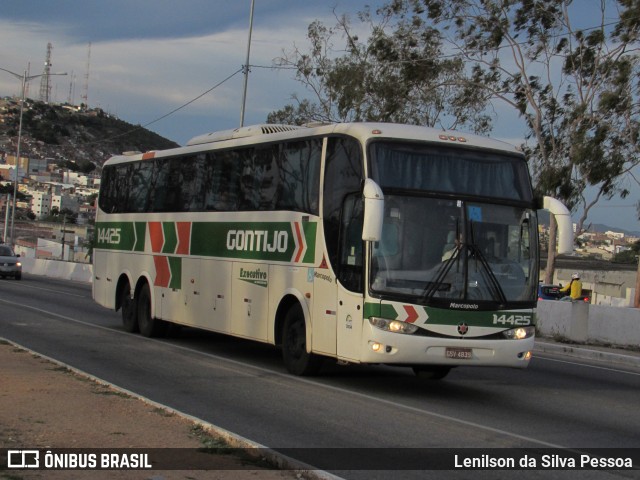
[543,196,574,254]
[362,179,384,242]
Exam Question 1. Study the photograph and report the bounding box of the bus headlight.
[502,326,535,340]
[369,317,419,335]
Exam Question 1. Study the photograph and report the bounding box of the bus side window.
[279,139,322,215]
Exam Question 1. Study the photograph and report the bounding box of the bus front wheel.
[137,283,166,338]
[282,303,322,376]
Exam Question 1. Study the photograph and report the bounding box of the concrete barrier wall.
[536,299,640,347]
[21,258,93,284]
[22,259,640,348]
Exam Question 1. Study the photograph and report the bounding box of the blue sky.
[1,0,637,231]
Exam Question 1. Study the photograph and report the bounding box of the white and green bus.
[93,122,573,378]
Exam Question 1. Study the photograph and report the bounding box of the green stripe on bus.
[96,220,317,264]
[168,256,182,290]
[134,222,146,252]
[190,221,316,263]
[162,222,178,254]
[95,222,136,250]
[367,301,535,326]
[301,222,317,263]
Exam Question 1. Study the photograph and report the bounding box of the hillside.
[0,98,179,171]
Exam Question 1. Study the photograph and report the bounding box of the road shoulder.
[0,340,302,479]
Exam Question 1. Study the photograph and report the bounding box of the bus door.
[335,195,365,362]
[311,256,337,356]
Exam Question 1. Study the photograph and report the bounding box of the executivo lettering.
[239,267,268,287]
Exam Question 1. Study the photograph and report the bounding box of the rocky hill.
[0,97,179,171]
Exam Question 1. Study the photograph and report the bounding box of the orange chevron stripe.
[148,222,164,253]
[293,222,304,263]
[153,256,171,287]
[176,222,191,255]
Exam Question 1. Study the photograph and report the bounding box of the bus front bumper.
[359,323,535,368]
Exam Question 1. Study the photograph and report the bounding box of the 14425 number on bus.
[492,314,532,326]
[97,227,121,245]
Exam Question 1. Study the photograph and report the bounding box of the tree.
[612,239,640,263]
[269,7,492,133]
[383,0,639,282]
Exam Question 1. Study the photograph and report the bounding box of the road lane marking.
[0,281,88,298]
[534,354,640,376]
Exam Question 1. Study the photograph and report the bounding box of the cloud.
[0,15,321,136]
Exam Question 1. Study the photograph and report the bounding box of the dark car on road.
[0,245,22,280]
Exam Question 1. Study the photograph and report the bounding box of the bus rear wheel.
[120,282,138,333]
[282,303,322,376]
[137,283,166,338]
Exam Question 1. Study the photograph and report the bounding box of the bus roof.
[103,122,522,166]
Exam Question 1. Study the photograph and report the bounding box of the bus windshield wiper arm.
[422,245,461,302]
[468,244,508,305]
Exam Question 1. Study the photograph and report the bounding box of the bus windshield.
[369,197,538,308]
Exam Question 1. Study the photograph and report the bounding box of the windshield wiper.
[467,221,508,305]
[422,218,462,302]
[422,243,462,302]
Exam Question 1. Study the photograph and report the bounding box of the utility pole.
[0,66,67,246]
[239,0,255,127]
[3,194,10,243]
[60,214,66,261]
[635,256,640,308]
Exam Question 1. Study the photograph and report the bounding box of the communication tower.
[67,71,75,105]
[81,42,91,108]
[39,43,53,103]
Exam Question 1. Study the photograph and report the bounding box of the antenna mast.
[24,63,31,98]
[81,42,91,108]
[39,43,53,103]
[67,71,75,104]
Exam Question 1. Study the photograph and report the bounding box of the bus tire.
[412,366,451,380]
[137,283,166,338]
[120,281,138,333]
[282,303,322,376]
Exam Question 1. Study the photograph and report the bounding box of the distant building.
[28,157,49,175]
[605,231,625,240]
[5,155,29,179]
[31,191,52,218]
[51,193,79,214]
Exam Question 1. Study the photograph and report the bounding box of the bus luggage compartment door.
[231,262,268,341]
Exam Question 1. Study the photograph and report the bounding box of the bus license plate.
[445,347,472,359]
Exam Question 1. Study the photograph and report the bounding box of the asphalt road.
[1,274,639,479]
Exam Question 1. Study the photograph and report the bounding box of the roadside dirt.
[0,341,306,480]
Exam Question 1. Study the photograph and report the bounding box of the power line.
[144,68,244,129]
[85,68,243,146]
